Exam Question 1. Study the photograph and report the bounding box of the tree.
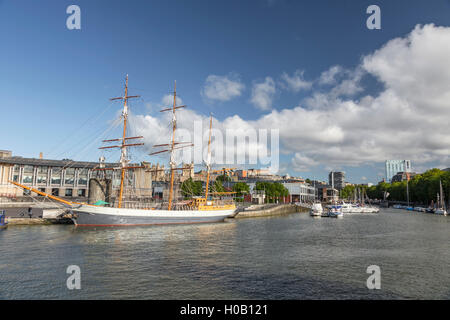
[232,182,250,197]
[255,182,289,203]
[180,178,203,198]
[341,185,355,200]
[216,174,231,183]
[211,180,225,193]
[367,168,450,205]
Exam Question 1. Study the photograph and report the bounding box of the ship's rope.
[46,101,117,159]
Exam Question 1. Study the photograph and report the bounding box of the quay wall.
[233,204,307,219]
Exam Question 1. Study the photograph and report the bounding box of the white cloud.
[201,73,245,102]
[162,94,183,107]
[291,153,318,171]
[319,65,343,85]
[250,77,276,110]
[280,70,312,92]
[130,24,450,174]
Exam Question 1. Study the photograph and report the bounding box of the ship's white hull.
[71,205,236,226]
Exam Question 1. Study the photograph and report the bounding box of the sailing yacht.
[435,180,447,216]
[310,180,323,216]
[10,76,236,226]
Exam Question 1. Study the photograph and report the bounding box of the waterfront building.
[391,171,417,183]
[0,150,110,199]
[385,160,411,182]
[0,150,193,201]
[316,184,339,203]
[328,171,345,190]
[282,182,315,203]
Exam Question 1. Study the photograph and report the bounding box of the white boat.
[435,180,448,216]
[340,202,354,213]
[310,202,323,216]
[71,202,235,226]
[328,205,343,218]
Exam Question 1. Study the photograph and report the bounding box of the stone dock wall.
[233,204,308,219]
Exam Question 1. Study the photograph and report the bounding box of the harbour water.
[1,208,449,299]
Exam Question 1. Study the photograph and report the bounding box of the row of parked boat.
[309,202,380,218]
[392,204,447,215]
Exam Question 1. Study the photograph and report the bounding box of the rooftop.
[0,156,116,169]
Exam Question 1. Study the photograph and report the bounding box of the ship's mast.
[168,81,178,210]
[204,114,213,201]
[101,75,142,208]
[149,81,193,210]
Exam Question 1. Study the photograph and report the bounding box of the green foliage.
[341,185,355,199]
[216,174,231,183]
[255,181,289,203]
[180,178,203,198]
[366,169,450,205]
[212,180,225,193]
[232,182,250,197]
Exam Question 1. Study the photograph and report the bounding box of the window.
[65,189,73,197]
[77,189,86,197]
[22,175,33,184]
[65,168,75,185]
[37,166,48,174]
[51,188,59,196]
[37,175,47,184]
[23,165,34,173]
[78,177,87,185]
[51,169,61,185]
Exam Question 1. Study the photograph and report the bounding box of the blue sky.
[1,0,450,184]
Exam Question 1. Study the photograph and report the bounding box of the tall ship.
[10,76,236,226]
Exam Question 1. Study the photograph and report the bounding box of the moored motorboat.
[310,202,323,217]
[328,205,343,218]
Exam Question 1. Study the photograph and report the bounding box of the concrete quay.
[233,203,308,219]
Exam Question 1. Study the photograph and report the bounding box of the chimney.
[39,152,43,159]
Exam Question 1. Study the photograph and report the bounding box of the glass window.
[38,166,48,174]
[77,189,86,197]
[78,177,87,185]
[23,165,34,173]
[51,188,59,196]
[51,168,61,185]
[65,168,75,175]
[22,175,33,184]
[37,175,47,184]
[65,177,74,185]
[65,189,73,197]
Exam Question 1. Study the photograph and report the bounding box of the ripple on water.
[0,209,449,299]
